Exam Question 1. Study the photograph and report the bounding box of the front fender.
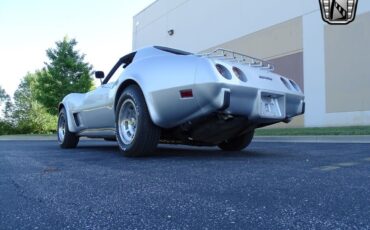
[59,93,85,133]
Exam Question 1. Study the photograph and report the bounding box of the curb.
[253,135,370,144]
[0,135,56,141]
[0,135,90,141]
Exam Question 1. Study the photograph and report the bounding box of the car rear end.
[194,49,304,126]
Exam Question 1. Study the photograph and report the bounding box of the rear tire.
[218,130,254,151]
[116,85,161,157]
[57,108,79,148]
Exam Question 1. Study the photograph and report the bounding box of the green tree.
[34,37,93,115]
[0,85,10,107]
[0,86,14,135]
[0,85,11,119]
[12,73,57,134]
[12,73,35,123]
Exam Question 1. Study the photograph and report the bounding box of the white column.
[302,10,326,127]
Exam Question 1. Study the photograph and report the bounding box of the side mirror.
[95,71,105,79]
[95,71,105,84]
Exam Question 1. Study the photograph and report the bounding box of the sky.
[0,0,155,97]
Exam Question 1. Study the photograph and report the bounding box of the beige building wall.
[204,17,303,60]
[325,12,370,113]
[134,1,370,127]
[133,0,313,53]
[205,17,305,128]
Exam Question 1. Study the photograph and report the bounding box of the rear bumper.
[194,82,304,124]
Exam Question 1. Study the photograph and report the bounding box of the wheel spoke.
[118,99,138,145]
[58,115,66,142]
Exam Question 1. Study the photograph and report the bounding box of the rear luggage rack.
[199,49,275,71]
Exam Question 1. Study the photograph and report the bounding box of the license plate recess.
[259,92,285,118]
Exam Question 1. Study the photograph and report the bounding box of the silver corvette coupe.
[58,46,304,156]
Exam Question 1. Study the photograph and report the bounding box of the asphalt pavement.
[0,139,369,229]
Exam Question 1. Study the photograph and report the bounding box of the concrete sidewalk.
[0,134,369,143]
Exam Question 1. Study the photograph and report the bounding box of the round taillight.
[289,80,302,92]
[215,64,232,80]
[280,77,291,90]
[232,67,247,82]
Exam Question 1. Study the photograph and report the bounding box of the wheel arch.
[57,102,78,133]
[114,78,163,129]
[114,79,140,112]
[58,102,65,112]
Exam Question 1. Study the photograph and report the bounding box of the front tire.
[116,85,161,157]
[218,130,254,151]
[57,108,79,148]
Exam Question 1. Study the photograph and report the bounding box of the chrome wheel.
[58,114,66,142]
[115,85,160,156]
[118,99,138,145]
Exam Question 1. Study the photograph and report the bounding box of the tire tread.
[116,85,160,157]
[58,108,79,149]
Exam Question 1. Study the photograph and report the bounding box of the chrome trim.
[199,48,275,71]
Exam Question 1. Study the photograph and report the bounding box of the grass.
[255,126,370,136]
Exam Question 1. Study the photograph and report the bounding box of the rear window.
[154,46,192,55]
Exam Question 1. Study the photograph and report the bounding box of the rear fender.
[117,55,201,128]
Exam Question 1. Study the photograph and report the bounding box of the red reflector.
[180,89,193,98]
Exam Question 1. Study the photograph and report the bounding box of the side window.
[108,68,123,84]
[102,52,136,85]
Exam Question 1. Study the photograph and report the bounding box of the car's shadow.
[75,141,282,159]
